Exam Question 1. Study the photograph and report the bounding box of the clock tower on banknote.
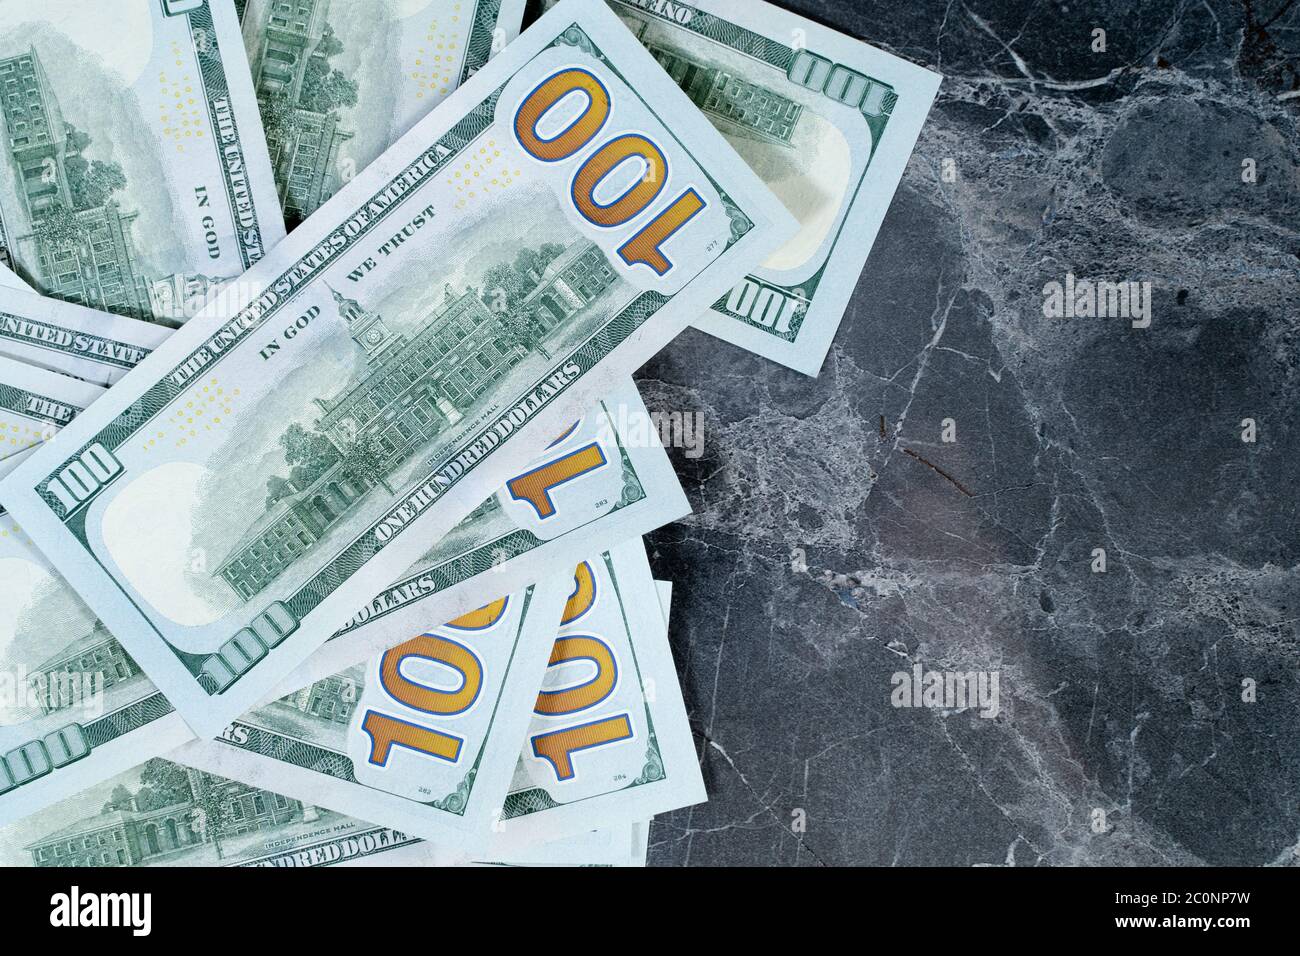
[328,284,398,365]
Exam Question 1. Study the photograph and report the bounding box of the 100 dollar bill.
[0,0,793,739]
[175,574,571,850]
[554,0,942,376]
[488,541,702,850]
[0,554,667,864]
[0,375,682,828]
[0,0,286,326]
[0,479,192,831]
[240,0,527,227]
[458,574,673,866]
[180,545,700,854]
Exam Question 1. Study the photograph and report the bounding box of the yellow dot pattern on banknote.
[158,41,205,153]
[0,515,29,545]
[0,417,51,453]
[410,5,462,101]
[139,379,241,453]
[446,140,521,209]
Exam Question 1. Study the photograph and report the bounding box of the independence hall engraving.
[246,0,356,224]
[214,242,615,600]
[27,623,139,715]
[24,766,308,867]
[0,48,153,318]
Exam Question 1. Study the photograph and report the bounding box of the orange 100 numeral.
[360,633,484,767]
[513,67,706,276]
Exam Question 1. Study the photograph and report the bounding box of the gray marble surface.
[635,0,1300,866]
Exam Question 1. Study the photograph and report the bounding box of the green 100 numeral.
[45,443,122,514]
[788,49,894,117]
[0,724,90,795]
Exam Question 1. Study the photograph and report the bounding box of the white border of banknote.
[595,0,942,376]
[476,821,645,866]
[373,819,646,867]
[0,263,29,292]
[630,816,650,866]
[0,0,795,740]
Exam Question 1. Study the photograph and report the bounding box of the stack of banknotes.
[0,0,938,867]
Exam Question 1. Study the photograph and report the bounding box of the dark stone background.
[630,0,1300,866]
